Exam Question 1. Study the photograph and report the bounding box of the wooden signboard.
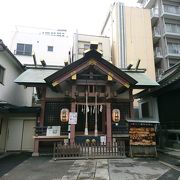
[129,127,156,146]
[127,120,159,157]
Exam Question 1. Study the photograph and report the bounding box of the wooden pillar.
[94,92,98,136]
[102,105,106,134]
[130,89,134,119]
[40,88,46,126]
[84,91,88,135]
[106,103,112,144]
[70,102,76,144]
[32,138,39,156]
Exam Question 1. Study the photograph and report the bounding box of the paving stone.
[78,172,95,179]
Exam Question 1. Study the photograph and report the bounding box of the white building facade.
[0,40,38,153]
[72,33,111,62]
[0,40,33,106]
[10,26,71,66]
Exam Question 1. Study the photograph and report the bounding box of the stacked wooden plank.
[129,127,156,146]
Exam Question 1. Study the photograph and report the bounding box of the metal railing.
[14,50,32,56]
[153,27,160,37]
[163,5,180,15]
[151,7,159,18]
[154,47,162,57]
[165,23,180,34]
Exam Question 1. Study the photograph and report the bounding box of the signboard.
[100,136,106,145]
[46,126,61,136]
[129,127,156,146]
[69,112,77,124]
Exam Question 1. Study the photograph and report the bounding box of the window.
[84,43,90,50]
[48,46,53,52]
[141,102,150,118]
[0,65,5,84]
[16,43,32,56]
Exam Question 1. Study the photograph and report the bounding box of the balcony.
[164,24,180,39]
[138,0,156,9]
[151,8,159,26]
[166,47,180,59]
[14,50,32,56]
[162,5,180,20]
[153,27,161,44]
[154,47,163,63]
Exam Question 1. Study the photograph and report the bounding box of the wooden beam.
[76,79,107,85]
[51,59,130,88]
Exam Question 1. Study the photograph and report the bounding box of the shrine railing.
[53,141,126,160]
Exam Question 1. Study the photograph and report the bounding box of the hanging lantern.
[112,109,120,122]
[60,108,69,122]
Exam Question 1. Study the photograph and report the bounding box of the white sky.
[0,0,139,46]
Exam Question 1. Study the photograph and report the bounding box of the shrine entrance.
[75,104,104,135]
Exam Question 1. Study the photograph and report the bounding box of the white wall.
[0,51,33,106]
[138,97,159,121]
[73,34,111,62]
[10,30,70,66]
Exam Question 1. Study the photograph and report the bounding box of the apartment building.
[138,0,180,80]
[72,33,111,62]
[10,26,70,66]
[101,2,156,81]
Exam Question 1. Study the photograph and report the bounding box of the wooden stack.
[129,127,156,146]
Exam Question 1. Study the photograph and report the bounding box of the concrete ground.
[0,152,31,177]
[0,156,74,180]
[1,155,178,180]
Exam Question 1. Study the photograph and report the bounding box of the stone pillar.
[106,103,112,144]
[70,102,76,144]
[32,138,39,157]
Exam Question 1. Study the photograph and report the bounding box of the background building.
[101,2,156,115]
[138,0,180,80]
[0,40,39,153]
[101,2,156,82]
[10,26,71,66]
[72,33,111,62]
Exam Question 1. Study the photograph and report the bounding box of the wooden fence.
[53,141,125,160]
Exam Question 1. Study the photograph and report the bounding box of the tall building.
[72,33,111,62]
[10,26,70,66]
[101,2,156,81]
[138,0,180,80]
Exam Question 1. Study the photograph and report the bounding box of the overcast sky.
[0,0,139,46]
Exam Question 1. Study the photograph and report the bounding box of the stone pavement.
[158,147,180,159]
[61,159,109,180]
[61,158,170,180]
[1,155,180,180]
